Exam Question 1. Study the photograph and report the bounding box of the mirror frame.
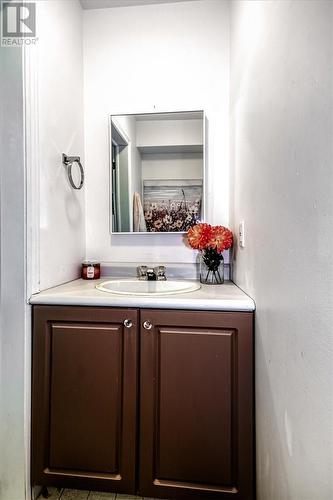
[109,110,206,235]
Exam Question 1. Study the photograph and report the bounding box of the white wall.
[230,1,333,499]
[83,0,230,263]
[112,114,142,229]
[38,0,85,290]
[0,46,27,500]
[124,117,142,202]
[136,117,203,147]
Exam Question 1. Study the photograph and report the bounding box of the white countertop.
[29,278,255,312]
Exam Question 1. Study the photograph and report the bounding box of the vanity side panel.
[31,305,138,493]
[139,309,254,500]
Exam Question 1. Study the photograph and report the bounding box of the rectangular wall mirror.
[110,110,205,233]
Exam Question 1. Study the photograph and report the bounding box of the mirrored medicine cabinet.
[109,110,205,234]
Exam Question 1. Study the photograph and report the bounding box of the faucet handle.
[154,265,167,281]
[137,265,148,280]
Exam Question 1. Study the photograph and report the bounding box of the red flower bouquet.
[186,223,233,284]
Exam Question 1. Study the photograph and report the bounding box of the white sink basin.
[96,279,201,296]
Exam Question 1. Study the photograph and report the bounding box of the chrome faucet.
[137,265,148,280]
[137,265,167,281]
[154,265,167,281]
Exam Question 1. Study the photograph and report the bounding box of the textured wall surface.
[83,0,230,263]
[0,45,27,500]
[230,1,333,499]
[38,0,85,290]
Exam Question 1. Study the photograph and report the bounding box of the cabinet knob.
[143,320,153,330]
[123,319,133,328]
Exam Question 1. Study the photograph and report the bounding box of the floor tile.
[89,492,116,499]
[38,487,63,499]
[60,490,90,500]
[115,495,143,500]
[39,489,164,500]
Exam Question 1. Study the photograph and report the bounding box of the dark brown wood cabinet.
[140,309,254,500]
[32,306,138,493]
[32,305,254,499]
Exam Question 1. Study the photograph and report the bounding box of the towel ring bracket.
[62,153,84,190]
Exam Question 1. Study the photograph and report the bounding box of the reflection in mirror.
[110,111,204,233]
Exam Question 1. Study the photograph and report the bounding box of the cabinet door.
[32,305,138,494]
[140,309,253,500]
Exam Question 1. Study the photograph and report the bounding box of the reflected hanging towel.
[133,192,147,232]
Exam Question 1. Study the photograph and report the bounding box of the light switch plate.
[239,220,245,248]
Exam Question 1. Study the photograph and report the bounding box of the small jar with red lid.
[81,260,101,280]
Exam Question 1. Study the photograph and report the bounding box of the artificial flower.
[187,223,213,250]
[209,225,233,252]
[186,223,233,253]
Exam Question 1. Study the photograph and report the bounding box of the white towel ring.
[62,153,84,190]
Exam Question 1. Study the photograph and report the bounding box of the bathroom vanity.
[30,280,255,500]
